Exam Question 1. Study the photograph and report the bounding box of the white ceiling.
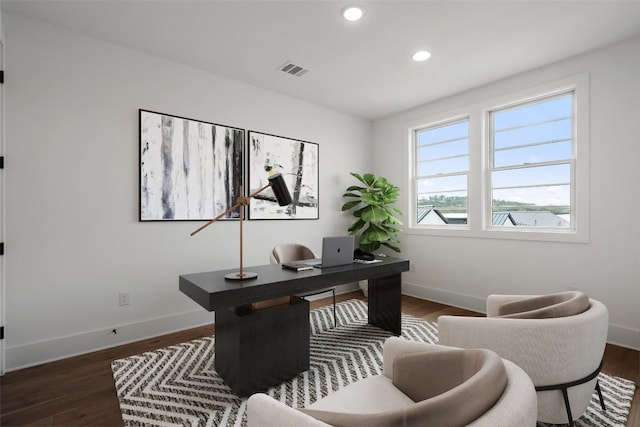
[4,0,640,121]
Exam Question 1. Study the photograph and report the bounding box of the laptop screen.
[317,236,355,268]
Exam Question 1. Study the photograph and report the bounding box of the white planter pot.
[358,280,368,297]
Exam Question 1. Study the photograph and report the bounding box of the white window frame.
[414,116,471,226]
[407,74,589,243]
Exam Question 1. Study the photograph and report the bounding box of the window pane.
[418,121,468,145]
[494,118,572,150]
[415,119,469,227]
[489,92,574,230]
[492,185,570,208]
[417,175,467,194]
[492,185,570,228]
[493,95,572,131]
[492,164,570,188]
[417,192,467,225]
[419,138,468,160]
[494,140,572,168]
[418,156,469,175]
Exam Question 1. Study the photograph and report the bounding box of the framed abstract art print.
[139,109,244,221]
[247,131,319,220]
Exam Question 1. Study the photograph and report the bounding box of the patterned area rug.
[111,299,635,426]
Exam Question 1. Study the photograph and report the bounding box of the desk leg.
[368,273,402,335]
[215,298,310,397]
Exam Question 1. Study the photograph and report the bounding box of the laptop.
[301,236,355,268]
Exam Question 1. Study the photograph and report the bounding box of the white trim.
[4,282,359,372]
[0,31,5,376]
[406,73,590,243]
[5,309,214,372]
[402,281,487,313]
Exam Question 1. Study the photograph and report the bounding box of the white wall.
[2,12,371,370]
[373,36,640,350]
[0,5,6,375]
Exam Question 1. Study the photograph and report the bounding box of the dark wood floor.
[1,291,638,426]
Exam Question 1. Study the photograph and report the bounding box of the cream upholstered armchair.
[247,337,537,427]
[438,291,609,426]
[270,243,337,327]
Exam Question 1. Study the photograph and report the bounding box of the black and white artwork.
[139,110,244,221]
[248,131,319,220]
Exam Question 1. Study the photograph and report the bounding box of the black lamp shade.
[268,173,292,206]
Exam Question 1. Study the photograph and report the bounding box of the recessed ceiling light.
[342,6,365,22]
[412,50,432,62]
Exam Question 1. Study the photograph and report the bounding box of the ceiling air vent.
[279,61,309,77]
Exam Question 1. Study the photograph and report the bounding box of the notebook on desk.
[299,235,355,268]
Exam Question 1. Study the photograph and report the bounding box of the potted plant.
[342,172,402,252]
[342,172,403,296]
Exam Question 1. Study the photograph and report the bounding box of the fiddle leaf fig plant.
[342,172,403,253]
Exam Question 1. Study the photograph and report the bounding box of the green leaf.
[362,173,376,186]
[341,200,361,211]
[342,192,361,199]
[345,185,366,192]
[348,219,366,234]
[350,172,366,185]
[360,205,387,222]
[381,242,401,253]
[373,176,389,189]
[390,207,403,216]
[385,216,403,225]
[361,192,382,206]
[353,207,365,218]
[360,226,388,244]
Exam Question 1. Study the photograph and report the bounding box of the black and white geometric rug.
[111,299,636,427]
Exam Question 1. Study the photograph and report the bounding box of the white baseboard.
[401,281,640,351]
[8,281,634,372]
[607,324,640,351]
[5,309,214,372]
[5,282,361,372]
[402,281,487,314]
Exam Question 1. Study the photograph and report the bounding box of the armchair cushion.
[395,349,507,426]
[300,376,413,427]
[300,348,507,427]
[496,291,589,319]
[393,348,506,403]
[247,393,330,427]
[247,338,538,427]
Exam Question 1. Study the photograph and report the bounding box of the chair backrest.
[495,291,590,319]
[397,349,508,426]
[271,243,316,264]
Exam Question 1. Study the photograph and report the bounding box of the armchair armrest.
[382,337,455,379]
[486,295,537,317]
[247,393,329,427]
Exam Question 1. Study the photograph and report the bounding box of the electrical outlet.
[409,262,415,272]
[119,291,130,306]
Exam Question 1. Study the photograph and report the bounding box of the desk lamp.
[190,172,292,280]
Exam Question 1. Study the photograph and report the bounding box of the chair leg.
[561,388,574,427]
[535,360,604,426]
[332,288,336,328]
[595,380,606,412]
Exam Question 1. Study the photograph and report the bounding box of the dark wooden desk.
[179,257,409,395]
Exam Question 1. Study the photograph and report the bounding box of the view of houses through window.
[416,118,470,224]
[415,91,574,230]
